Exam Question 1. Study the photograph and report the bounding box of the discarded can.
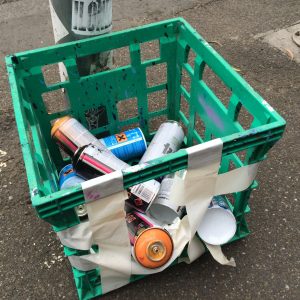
[74,205,88,218]
[126,179,161,212]
[52,116,136,171]
[73,144,160,211]
[59,164,87,218]
[51,116,109,156]
[52,116,147,161]
[149,173,186,224]
[139,121,185,163]
[197,196,237,245]
[99,128,147,161]
[59,164,86,189]
[126,211,173,269]
[73,143,123,178]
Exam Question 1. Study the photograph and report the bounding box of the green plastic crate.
[6,18,284,232]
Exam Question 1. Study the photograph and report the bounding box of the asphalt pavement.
[0,0,299,299]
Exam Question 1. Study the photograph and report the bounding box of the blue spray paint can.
[59,164,87,218]
[99,128,147,161]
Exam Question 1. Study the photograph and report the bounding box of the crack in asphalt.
[175,0,225,15]
[0,0,20,4]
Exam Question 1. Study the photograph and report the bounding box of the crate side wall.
[6,59,58,198]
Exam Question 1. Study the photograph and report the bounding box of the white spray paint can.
[139,121,185,163]
[149,171,186,224]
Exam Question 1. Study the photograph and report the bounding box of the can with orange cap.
[125,211,173,269]
[52,116,147,161]
[52,117,129,172]
[51,116,103,156]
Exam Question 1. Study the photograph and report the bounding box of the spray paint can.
[126,211,173,269]
[51,116,128,169]
[72,143,124,178]
[73,144,160,211]
[59,164,86,189]
[149,172,186,224]
[51,116,103,156]
[59,164,87,218]
[99,128,147,161]
[137,121,184,216]
[139,121,185,163]
[126,179,162,212]
[197,196,237,245]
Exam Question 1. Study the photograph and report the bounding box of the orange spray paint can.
[126,211,173,269]
[51,116,104,156]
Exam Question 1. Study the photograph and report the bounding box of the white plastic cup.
[197,196,237,245]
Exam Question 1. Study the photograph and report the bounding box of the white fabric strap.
[58,139,260,293]
[82,171,132,293]
[67,140,225,278]
[215,163,259,195]
[58,163,259,252]
[68,255,98,272]
[178,236,206,264]
[183,140,224,262]
[82,171,125,202]
[57,221,92,250]
[205,243,236,267]
[77,215,205,276]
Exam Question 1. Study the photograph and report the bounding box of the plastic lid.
[134,228,173,269]
[197,208,237,245]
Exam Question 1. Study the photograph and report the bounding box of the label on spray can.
[100,128,147,161]
[51,116,104,156]
[52,116,125,158]
[125,211,174,269]
[59,164,87,218]
[73,143,128,179]
[209,196,229,210]
[156,175,175,202]
[128,179,161,212]
[59,164,86,190]
[126,211,153,244]
[139,121,185,163]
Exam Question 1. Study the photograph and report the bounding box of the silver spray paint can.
[139,121,185,163]
[149,171,186,224]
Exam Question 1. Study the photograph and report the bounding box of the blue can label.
[59,164,85,190]
[209,196,229,210]
[100,128,147,161]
